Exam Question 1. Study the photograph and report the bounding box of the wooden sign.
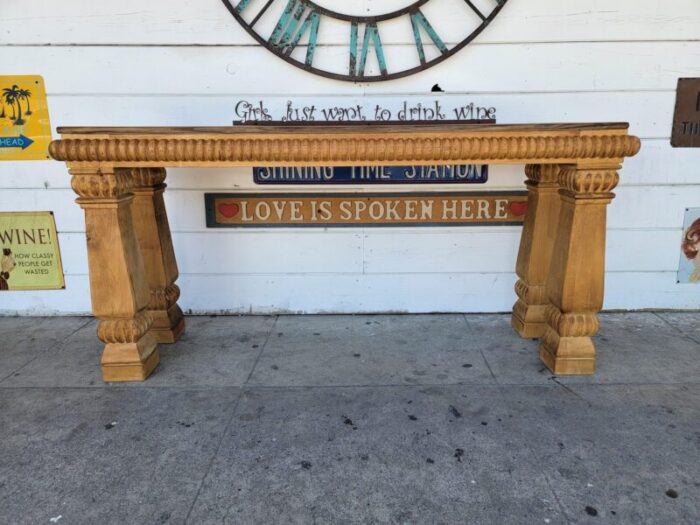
[205,192,528,228]
[0,76,51,161]
[671,78,700,148]
[254,164,488,185]
[0,212,65,290]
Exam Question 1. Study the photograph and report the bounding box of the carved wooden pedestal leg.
[71,167,159,382]
[512,164,561,338]
[130,168,184,343]
[540,165,620,375]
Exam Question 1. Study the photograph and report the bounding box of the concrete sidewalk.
[0,313,698,524]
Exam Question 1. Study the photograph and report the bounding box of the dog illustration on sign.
[0,248,16,291]
[681,217,700,283]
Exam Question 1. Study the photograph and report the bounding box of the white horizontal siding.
[1,272,698,316]
[2,0,699,44]
[3,43,700,95]
[0,0,698,314]
[43,227,687,277]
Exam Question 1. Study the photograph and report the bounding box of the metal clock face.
[222,0,508,81]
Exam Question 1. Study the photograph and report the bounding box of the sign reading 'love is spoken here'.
[205,192,528,228]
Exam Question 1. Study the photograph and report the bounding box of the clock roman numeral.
[410,10,448,65]
[236,0,320,65]
[350,22,387,78]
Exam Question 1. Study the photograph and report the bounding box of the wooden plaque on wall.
[205,192,528,228]
[671,78,700,148]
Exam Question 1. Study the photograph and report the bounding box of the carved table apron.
[49,124,641,382]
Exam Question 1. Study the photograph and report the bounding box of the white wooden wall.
[1,0,700,314]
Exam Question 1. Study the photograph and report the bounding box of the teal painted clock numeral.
[269,0,320,65]
[235,0,320,65]
[410,10,448,65]
[234,0,253,13]
[350,22,387,78]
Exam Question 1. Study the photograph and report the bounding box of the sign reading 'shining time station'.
[254,164,488,185]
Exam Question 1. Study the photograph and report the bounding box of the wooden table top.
[50,122,640,167]
[57,122,631,136]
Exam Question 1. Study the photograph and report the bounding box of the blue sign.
[0,134,34,150]
[253,164,488,185]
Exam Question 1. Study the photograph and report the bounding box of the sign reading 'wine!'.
[205,192,528,228]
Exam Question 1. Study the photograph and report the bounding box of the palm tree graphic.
[19,88,32,116]
[1,84,28,126]
[1,87,17,121]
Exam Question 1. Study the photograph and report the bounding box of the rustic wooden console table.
[50,124,640,382]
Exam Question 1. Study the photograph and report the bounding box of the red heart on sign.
[509,201,528,217]
[218,202,240,218]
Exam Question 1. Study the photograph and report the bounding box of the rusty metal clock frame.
[221,0,508,82]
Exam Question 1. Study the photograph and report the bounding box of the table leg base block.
[100,334,160,382]
[511,300,546,339]
[149,305,185,344]
[511,314,545,339]
[539,336,596,376]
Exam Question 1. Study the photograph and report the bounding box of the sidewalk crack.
[0,317,93,385]
[183,387,247,524]
[479,349,498,385]
[243,315,279,386]
[653,312,700,345]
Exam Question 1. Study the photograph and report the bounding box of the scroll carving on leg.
[512,164,561,339]
[130,168,185,343]
[540,165,620,375]
[70,166,159,382]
